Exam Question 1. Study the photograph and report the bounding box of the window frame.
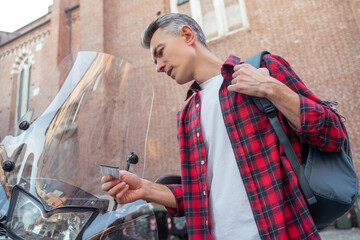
[15,57,32,123]
[170,0,249,42]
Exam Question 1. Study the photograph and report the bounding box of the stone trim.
[10,50,35,75]
[0,29,50,61]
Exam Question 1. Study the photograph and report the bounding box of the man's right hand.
[101,170,145,204]
[101,170,177,208]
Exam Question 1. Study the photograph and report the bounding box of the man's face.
[150,27,196,85]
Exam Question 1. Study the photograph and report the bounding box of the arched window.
[16,57,32,122]
[170,0,249,41]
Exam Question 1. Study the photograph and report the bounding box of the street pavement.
[319,226,360,240]
[1,227,359,239]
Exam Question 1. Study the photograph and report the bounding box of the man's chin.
[175,77,186,85]
[176,79,193,85]
[173,74,192,85]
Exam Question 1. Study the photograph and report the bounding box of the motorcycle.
[0,51,170,239]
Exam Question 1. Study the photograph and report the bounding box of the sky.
[0,0,53,32]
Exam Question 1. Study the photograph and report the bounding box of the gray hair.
[141,13,208,49]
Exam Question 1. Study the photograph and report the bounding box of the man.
[102,13,345,239]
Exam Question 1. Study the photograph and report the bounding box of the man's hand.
[228,63,301,128]
[228,63,274,98]
[101,170,177,208]
[101,170,145,204]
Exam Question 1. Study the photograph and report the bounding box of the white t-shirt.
[199,74,261,240]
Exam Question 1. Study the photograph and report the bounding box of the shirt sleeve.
[165,184,185,217]
[262,54,345,152]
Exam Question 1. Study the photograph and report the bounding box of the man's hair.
[141,13,208,49]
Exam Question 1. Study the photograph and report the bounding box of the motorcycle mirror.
[2,160,15,172]
[127,152,138,164]
[19,121,30,130]
[126,152,138,171]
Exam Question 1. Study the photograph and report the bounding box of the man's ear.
[179,25,196,45]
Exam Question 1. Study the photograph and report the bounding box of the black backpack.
[245,51,359,230]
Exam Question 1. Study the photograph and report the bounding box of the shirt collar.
[221,54,241,74]
[185,54,241,101]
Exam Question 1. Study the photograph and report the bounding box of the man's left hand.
[228,63,273,98]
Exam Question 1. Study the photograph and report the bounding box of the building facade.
[1,0,360,181]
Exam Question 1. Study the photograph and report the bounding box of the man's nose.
[156,60,166,72]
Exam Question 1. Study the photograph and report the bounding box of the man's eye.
[158,48,163,56]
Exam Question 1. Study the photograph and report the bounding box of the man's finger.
[231,77,239,85]
[232,69,242,78]
[233,63,246,71]
[102,178,121,191]
[115,184,130,201]
[258,67,269,76]
[101,174,113,184]
[233,64,242,71]
[107,181,126,196]
[228,83,242,93]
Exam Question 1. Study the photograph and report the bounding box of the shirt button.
[196,103,199,108]
[203,190,206,196]
[197,132,200,137]
[201,160,205,165]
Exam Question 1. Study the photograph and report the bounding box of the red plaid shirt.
[167,54,345,240]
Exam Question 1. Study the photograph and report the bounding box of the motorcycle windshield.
[0,52,157,240]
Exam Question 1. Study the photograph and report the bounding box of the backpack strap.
[244,51,270,68]
[245,52,317,205]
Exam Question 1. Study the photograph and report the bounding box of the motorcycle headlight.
[6,185,99,240]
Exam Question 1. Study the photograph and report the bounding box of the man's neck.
[193,46,223,84]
